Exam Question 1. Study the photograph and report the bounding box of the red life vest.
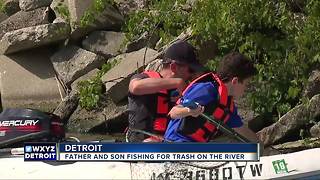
[178,72,235,142]
[143,71,170,134]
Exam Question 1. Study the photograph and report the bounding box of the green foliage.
[190,0,320,120]
[80,0,114,28]
[54,3,70,22]
[0,0,4,13]
[123,0,189,47]
[78,60,119,110]
[78,76,102,110]
[124,0,320,121]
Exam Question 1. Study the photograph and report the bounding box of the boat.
[1,148,320,179]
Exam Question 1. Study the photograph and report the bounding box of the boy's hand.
[187,105,204,117]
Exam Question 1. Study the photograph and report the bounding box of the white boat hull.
[1,148,320,179]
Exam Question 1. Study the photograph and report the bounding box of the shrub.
[123,0,320,121]
[123,0,189,47]
[78,60,119,110]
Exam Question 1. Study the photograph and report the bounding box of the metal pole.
[130,128,165,141]
[183,100,251,143]
[199,113,250,143]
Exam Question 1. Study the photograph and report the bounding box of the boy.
[164,52,259,143]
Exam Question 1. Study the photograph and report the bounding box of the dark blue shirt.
[164,82,243,142]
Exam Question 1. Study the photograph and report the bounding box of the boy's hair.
[217,52,257,82]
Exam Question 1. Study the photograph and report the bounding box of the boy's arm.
[129,77,186,95]
[169,82,216,119]
[168,105,204,119]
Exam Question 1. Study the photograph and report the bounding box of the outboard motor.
[0,108,65,148]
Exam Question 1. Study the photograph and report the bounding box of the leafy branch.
[78,59,119,110]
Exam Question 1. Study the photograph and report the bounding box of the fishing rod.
[182,99,251,143]
[182,100,287,155]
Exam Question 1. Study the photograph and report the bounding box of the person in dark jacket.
[127,40,205,142]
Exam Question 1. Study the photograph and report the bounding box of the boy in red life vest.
[164,52,260,143]
[127,40,205,142]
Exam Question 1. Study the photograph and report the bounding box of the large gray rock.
[124,31,160,53]
[67,0,93,23]
[310,123,320,138]
[258,94,320,146]
[101,48,158,103]
[145,59,163,72]
[258,104,308,146]
[51,46,105,87]
[0,48,65,112]
[50,0,69,22]
[263,138,320,156]
[0,22,70,54]
[2,0,20,16]
[68,0,124,39]
[19,0,53,11]
[68,96,128,133]
[0,12,8,23]
[308,94,320,119]
[82,31,126,58]
[0,7,49,39]
[303,70,320,99]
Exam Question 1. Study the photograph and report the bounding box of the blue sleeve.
[181,82,218,106]
[225,106,243,128]
[183,83,243,128]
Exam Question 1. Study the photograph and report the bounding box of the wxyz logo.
[32,146,55,152]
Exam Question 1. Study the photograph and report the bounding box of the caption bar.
[25,143,259,161]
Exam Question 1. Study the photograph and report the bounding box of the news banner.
[24,143,260,161]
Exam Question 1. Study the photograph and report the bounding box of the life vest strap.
[178,72,236,142]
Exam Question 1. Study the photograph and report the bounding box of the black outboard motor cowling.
[0,108,65,148]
